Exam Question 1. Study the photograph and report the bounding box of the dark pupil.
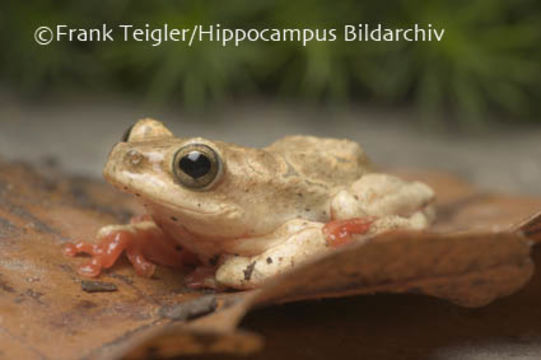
[179,151,211,179]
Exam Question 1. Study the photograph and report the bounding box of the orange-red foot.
[184,266,220,290]
[63,217,196,278]
[323,217,376,247]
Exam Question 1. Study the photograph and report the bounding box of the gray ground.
[1,91,541,359]
[1,91,540,196]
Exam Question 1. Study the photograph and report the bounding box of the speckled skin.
[102,118,435,288]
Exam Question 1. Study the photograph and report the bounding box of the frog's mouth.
[125,188,225,218]
[109,179,233,220]
[145,197,228,217]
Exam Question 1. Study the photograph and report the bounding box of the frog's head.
[104,119,280,240]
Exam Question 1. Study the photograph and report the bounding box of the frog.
[64,118,435,289]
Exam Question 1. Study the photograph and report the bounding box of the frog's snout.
[102,142,136,184]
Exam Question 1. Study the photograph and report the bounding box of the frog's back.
[265,135,371,186]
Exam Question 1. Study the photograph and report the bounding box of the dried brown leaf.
[0,161,540,359]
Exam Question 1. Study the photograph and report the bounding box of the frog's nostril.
[126,149,144,167]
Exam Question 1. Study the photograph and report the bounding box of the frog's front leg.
[64,215,194,277]
[214,219,331,289]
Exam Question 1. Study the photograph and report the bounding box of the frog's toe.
[63,241,99,257]
[184,266,220,289]
[78,258,104,277]
[322,216,376,247]
[65,228,132,277]
[126,247,156,277]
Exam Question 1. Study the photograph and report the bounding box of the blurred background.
[0,0,540,194]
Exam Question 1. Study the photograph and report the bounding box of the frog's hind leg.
[215,219,329,289]
[330,173,435,232]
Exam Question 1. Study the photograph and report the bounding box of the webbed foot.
[64,216,196,277]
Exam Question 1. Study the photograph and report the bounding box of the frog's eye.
[122,118,173,143]
[173,144,222,190]
[121,124,134,142]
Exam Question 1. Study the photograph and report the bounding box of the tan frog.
[64,118,435,289]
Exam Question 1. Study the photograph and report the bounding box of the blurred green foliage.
[1,0,540,126]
